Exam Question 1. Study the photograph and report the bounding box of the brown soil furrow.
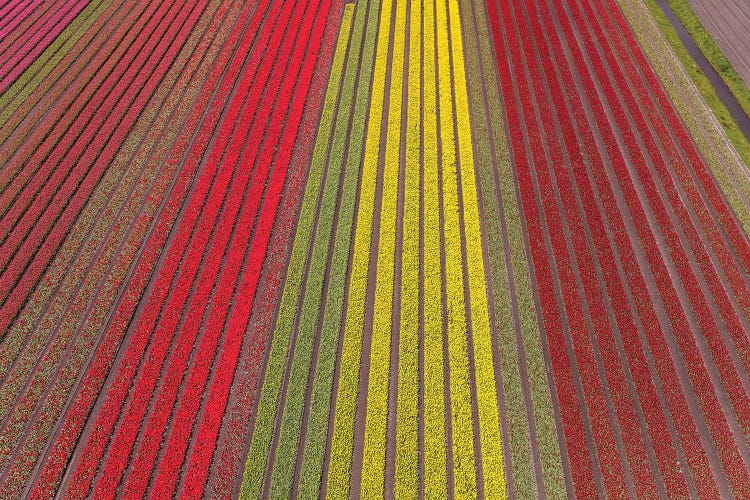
[432,0,454,492]
[417,0,426,494]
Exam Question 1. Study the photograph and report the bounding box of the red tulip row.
[0,0,207,334]
[24,0,267,495]
[192,1,344,495]
[0,0,206,431]
[50,0,334,496]
[0,1,244,497]
[487,0,750,495]
[0,0,59,55]
[516,0,691,495]
[0,0,62,58]
[0,0,42,37]
[565,0,750,492]
[91,0,322,494]
[0,0,131,149]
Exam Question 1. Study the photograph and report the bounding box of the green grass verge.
[616,0,750,239]
[641,0,750,168]
[662,0,750,118]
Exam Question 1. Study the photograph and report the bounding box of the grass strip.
[296,0,384,495]
[662,0,750,119]
[636,0,750,170]
[360,0,407,493]
[394,0,420,493]
[0,0,111,127]
[436,0,477,495]
[618,0,750,257]
[421,0,448,494]
[564,0,750,481]
[324,0,392,495]
[448,0,505,495]
[238,6,352,497]
[550,0,749,492]
[580,0,750,440]
[620,0,750,246]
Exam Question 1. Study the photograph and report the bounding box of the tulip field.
[1,0,750,496]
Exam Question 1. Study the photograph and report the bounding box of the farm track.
[2,0,750,495]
